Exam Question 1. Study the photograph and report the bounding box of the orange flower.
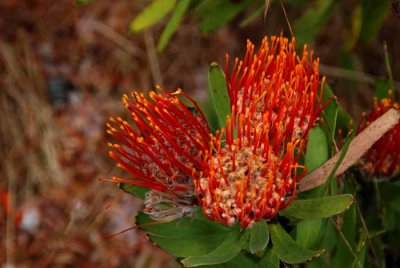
[194,36,326,228]
[107,88,210,220]
[358,95,400,177]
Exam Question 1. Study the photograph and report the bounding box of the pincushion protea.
[194,36,327,228]
[107,88,210,221]
[107,35,327,228]
[358,94,400,177]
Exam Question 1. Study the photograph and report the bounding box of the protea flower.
[194,36,326,228]
[358,95,400,178]
[107,88,210,221]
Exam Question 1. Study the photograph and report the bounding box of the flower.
[194,35,326,228]
[107,88,210,221]
[358,95,400,177]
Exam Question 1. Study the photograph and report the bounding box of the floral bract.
[195,36,326,228]
[358,95,400,178]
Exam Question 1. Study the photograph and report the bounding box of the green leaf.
[208,62,231,129]
[281,194,354,219]
[270,223,324,264]
[305,126,329,173]
[359,0,390,43]
[258,250,280,267]
[249,221,269,254]
[384,42,395,96]
[333,202,358,267]
[120,183,148,199]
[181,231,242,267]
[130,0,177,32]
[296,219,324,249]
[293,0,336,46]
[209,252,257,268]
[321,82,355,158]
[195,0,254,32]
[157,0,191,52]
[136,211,236,257]
[322,131,354,195]
[375,79,391,101]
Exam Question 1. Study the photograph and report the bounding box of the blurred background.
[0,0,399,266]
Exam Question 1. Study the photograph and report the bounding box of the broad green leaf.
[195,0,254,32]
[351,233,368,268]
[181,231,242,266]
[157,0,191,52]
[270,223,324,264]
[375,79,391,101]
[281,194,354,219]
[130,0,176,32]
[293,0,336,46]
[333,203,359,267]
[208,62,231,129]
[209,252,257,268]
[359,0,390,43]
[296,219,324,249]
[120,183,148,199]
[322,131,354,195]
[136,211,236,257]
[305,126,329,173]
[258,250,280,267]
[207,251,279,268]
[321,83,339,145]
[249,221,269,254]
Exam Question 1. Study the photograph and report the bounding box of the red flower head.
[358,95,400,177]
[107,88,210,221]
[194,35,326,228]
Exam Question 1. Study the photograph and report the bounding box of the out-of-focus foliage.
[130,0,393,52]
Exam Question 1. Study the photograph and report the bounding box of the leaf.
[374,79,391,101]
[210,252,257,268]
[359,0,390,43]
[208,62,231,129]
[281,194,354,219]
[181,231,242,267]
[296,219,324,249]
[383,42,395,96]
[270,223,324,264]
[293,0,336,46]
[258,250,280,267]
[136,211,236,257]
[195,0,254,32]
[157,0,191,52]
[333,200,358,267]
[120,183,148,199]
[130,0,177,32]
[249,221,269,254]
[321,82,355,157]
[321,131,354,194]
[344,4,362,50]
[305,126,329,173]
